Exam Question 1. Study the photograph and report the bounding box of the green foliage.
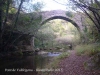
[69,0,100,34]
[75,44,100,56]
[84,16,100,43]
[46,19,79,37]
[34,38,41,48]
[9,7,17,13]
[66,11,73,17]
[49,19,66,36]
[16,12,42,35]
[36,25,56,40]
[75,45,87,56]
[57,52,70,59]
[32,2,44,11]
[0,0,45,52]
[8,0,44,32]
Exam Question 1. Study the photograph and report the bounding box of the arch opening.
[36,16,82,50]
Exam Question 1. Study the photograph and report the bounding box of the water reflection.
[0,55,37,75]
[48,52,62,57]
[0,52,61,75]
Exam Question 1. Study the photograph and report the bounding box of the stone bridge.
[5,10,86,52]
[30,10,86,50]
[18,10,86,51]
[39,10,85,33]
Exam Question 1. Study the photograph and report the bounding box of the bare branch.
[13,0,24,29]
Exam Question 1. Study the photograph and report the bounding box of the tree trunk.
[0,1,3,52]
[31,37,35,51]
[13,0,24,29]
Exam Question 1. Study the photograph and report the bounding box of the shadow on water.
[0,52,61,75]
[0,54,37,75]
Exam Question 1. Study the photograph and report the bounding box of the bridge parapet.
[41,10,71,20]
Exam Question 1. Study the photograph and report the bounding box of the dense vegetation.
[0,0,44,54]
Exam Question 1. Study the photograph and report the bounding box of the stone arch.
[40,16,87,42]
[41,16,81,32]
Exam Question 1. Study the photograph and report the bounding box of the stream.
[0,52,61,75]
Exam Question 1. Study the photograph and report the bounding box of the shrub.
[75,45,87,56]
[75,44,100,56]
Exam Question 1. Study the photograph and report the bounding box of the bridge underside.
[41,16,81,32]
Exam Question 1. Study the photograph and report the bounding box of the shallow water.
[45,52,61,57]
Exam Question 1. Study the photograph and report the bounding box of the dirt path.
[52,50,100,75]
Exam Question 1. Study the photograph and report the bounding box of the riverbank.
[38,51,70,75]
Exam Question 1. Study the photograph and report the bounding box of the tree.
[69,0,100,42]
[0,0,44,52]
[69,0,100,33]
[0,0,17,51]
[35,24,56,48]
